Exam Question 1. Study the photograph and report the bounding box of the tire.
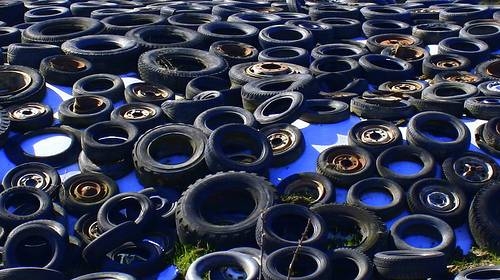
[167,12,221,30]
[176,171,276,249]
[300,99,350,124]
[7,43,61,69]
[229,61,311,87]
[260,123,305,167]
[22,17,105,46]
[316,17,361,40]
[90,8,133,20]
[101,13,166,35]
[374,250,447,280]
[0,267,65,280]
[0,27,20,47]
[2,162,60,197]
[161,90,224,124]
[311,43,368,61]
[61,35,140,74]
[125,25,204,51]
[262,246,331,280]
[409,98,464,117]
[483,117,500,149]
[0,187,52,229]
[24,6,71,23]
[347,177,405,220]
[476,59,500,81]
[39,54,95,86]
[138,187,179,228]
[97,192,154,232]
[376,145,436,188]
[407,178,467,226]
[186,251,259,280]
[329,248,373,280]
[412,22,461,45]
[228,11,282,30]
[380,45,428,75]
[5,126,80,168]
[110,102,165,134]
[406,111,471,161]
[362,19,411,37]
[309,57,360,78]
[365,33,422,54]
[422,53,471,78]
[185,76,231,100]
[6,102,53,132]
[59,172,118,216]
[359,54,415,85]
[347,119,403,156]
[205,124,272,176]
[442,151,499,195]
[0,65,46,107]
[478,80,500,97]
[58,95,113,128]
[285,19,334,45]
[138,47,228,92]
[350,97,415,120]
[421,81,478,103]
[316,145,375,187]
[241,74,317,112]
[132,124,208,188]
[198,21,259,46]
[439,6,490,25]
[460,23,500,49]
[312,204,387,256]
[258,46,309,67]
[360,5,411,22]
[253,92,304,126]
[194,106,256,136]
[74,213,101,245]
[160,2,211,17]
[258,25,315,50]
[390,214,455,255]
[277,172,334,207]
[0,0,24,26]
[455,266,500,280]
[433,70,483,85]
[78,152,133,180]
[464,96,500,120]
[438,37,489,64]
[475,124,500,158]
[470,183,500,253]
[209,40,259,68]
[256,204,326,253]
[72,74,124,102]
[124,82,174,105]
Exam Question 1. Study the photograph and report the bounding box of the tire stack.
[0,0,498,279]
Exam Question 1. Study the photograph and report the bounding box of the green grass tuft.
[449,247,500,274]
[171,242,213,279]
[281,193,316,206]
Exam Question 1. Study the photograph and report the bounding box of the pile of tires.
[0,0,498,279]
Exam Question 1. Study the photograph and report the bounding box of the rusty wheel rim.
[71,96,105,114]
[387,81,422,92]
[283,179,325,204]
[70,180,109,203]
[217,43,253,58]
[49,56,87,72]
[246,62,302,77]
[434,59,460,69]
[0,71,32,96]
[453,156,494,183]
[121,107,154,120]
[12,169,50,191]
[377,36,415,47]
[267,130,294,154]
[357,125,395,145]
[132,84,169,99]
[326,153,365,173]
[10,103,46,120]
[443,73,479,83]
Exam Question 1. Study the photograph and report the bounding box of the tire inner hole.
[324,217,363,248]
[93,127,129,145]
[318,61,352,72]
[331,257,360,279]
[211,27,246,35]
[201,188,256,225]
[16,236,53,267]
[82,78,114,92]
[269,29,303,40]
[149,134,194,165]
[108,197,143,225]
[400,224,443,249]
[271,213,314,241]
[143,32,186,44]
[5,192,41,216]
[275,251,318,277]
[205,112,244,130]
[221,132,262,164]
[262,97,293,117]
[360,187,393,206]
[386,157,424,176]
[420,120,458,142]
[448,41,480,52]
[267,49,299,58]
[157,55,206,71]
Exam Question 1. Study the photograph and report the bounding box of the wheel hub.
[122,108,153,120]
[71,181,108,202]
[359,126,393,145]
[434,59,460,68]
[453,156,494,183]
[329,154,364,173]
[267,131,293,153]
[11,104,46,120]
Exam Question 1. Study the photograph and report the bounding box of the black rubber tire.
[464,96,500,120]
[329,248,373,280]
[138,187,179,228]
[0,27,20,48]
[138,47,228,93]
[7,102,53,132]
[256,204,326,253]
[257,46,309,67]
[277,172,334,207]
[124,82,174,106]
[459,23,500,49]
[312,204,388,256]
[167,12,222,31]
[374,250,447,280]
[347,177,405,220]
[241,73,317,112]
[72,74,124,102]
[478,80,500,97]
[309,56,360,78]
[300,99,350,124]
[159,2,211,17]
[22,17,105,46]
[376,145,436,188]
[205,124,272,176]
[6,43,61,69]
[439,6,490,25]
[348,119,403,156]
[390,214,455,255]
[365,33,422,54]
[24,6,71,23]
[185,76,231,100]
[253,92,304,126]
[362,19,411,38]
[194,106,256,136]
[229,61,311,87]
[359,54,415,85]
[59,172,118,216]
[2,162,60,198]
[58,95,113,128]
[316,145,375,187]
[350,97,415,120]
[101,13,166,35]
[61,34,140,74]
[380,45,428,76]
[311,43,368,61]
[360,5,411,22]
[469,183,500,254]
[422,53,471,78]
[0,0,24,26]
[259,24,315,50]
[455,265,500,280]
[39,54,95,86]
[406,111,471,161]
[262,246,332,280]
[78,152,133,180]
[421,81,478,103]
[317,17,361,40]
[97,192,154,232]
[483,117,500,150]
[442,151,499,195]
[187,251,259,280]
[285,19,334,45]
[0,65,46,107]
[433,71,483,86]
[197,21,259,47]
[0,187,52,229]
[90,8,133,20]
[125,25,204,52]
[228,11,282,30]
[132,124,208,188]
[412,22,461,45]
[260,123,305,167]
[409,98,464,117]
[74,213,101,245]
[209,40,258,68]
[161,90,224,124]
[110,102,165,134]
[5,126,80,168]
[0,267,65,280]
[407,178,467,226]
[438,37,489,65]
[176,171,276,249]
[476,59,500,81]
[475,124,500,158]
